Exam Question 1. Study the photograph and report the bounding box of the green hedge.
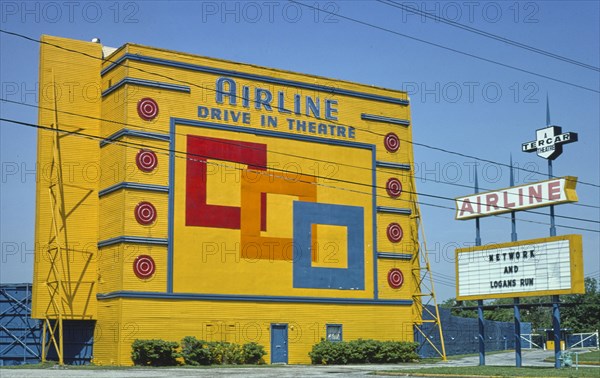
[132,336,267,366]
[180,337,266,365]
[131,339,181,366]
[309,339,419,365]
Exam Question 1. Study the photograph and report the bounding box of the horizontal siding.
[93,298,122,365]
[100,99,127,139]
[94,299,415,365]
[99,133,127,189]
[376,213,417,254]
[376,169,415,209]
[36,38,425,366]
[377,259,415,299]
[97,245,167,294]
[32,35,101,320]
[96,245,123,294]
[123,191,168,239]
[122,137,169,186]
[99,191,125,241]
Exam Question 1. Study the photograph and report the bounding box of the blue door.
[270,324,288,364]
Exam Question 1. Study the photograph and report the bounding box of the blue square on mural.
[293,201,364,290]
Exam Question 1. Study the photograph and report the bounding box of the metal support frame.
[39,74,95,365]
[41,75,67,365]
[0,285,41,364]
[410,170,447,361]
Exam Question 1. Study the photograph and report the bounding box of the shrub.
[181,336,212,366]
[242,342,267,364]
[209,341,244,365]
[131,339,180,366]
[182,338,264,365]
[309,339,419,365]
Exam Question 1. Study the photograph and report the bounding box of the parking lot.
[3,349,595,377]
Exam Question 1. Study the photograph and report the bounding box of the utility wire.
[4,97,599,212]
[2,116,599,234]
[289,1,599,94]
[377,0,600,72]
[2,28,599,189]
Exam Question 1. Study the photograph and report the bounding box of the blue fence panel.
[46,320,95,365]
[417,305,532,358]
[567,333,598,348]
[0,284,42,366]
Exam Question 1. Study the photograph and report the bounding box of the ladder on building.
[41,75,95,365]
[409,174,447,360]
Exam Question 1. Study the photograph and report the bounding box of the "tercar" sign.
[455,235,584,300]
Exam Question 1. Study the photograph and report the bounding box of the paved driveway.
[1,349,596,377]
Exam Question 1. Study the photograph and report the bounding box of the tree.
[440,278,600,333]
[560,277,600,332]
[440,298,477,319]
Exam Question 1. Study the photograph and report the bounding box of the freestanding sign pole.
[521,97,579,368]
[510,158,522,367]
[474,169,485,366]
[549,159,557,237]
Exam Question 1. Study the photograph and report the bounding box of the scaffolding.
[40,75,95,365]
[0,284,41,365]
[410,173,447,360]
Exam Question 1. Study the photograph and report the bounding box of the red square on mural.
[186,135,267,230]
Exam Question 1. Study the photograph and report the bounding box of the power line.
[289,1,599,94]
[2,116,599,234]
[3,97,599,221]
[2,32,599,220]
[2,28,599,189]
[377,0,600,72]
[4,96,600,209]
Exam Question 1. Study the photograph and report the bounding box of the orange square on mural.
[240,170,317,261]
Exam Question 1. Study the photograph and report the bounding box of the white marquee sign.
[456,235,584,300]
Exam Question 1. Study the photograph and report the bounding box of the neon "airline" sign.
[455,177,578,220]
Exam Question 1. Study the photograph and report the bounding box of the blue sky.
[1,1,598,301]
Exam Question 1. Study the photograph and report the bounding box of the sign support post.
[455,99,580,369]
[552,294,561,368]
[509,158,522,367]
[514,297,522,367]
[474,169,485,366]
[477,300,485,366]
[520,97,579,368]
[548,160,557,237]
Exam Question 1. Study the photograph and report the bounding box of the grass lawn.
[419,350,513,364]
[578,350,600,363]
[544,350,600,365]
[0,362,275,370]
[377,365,600,377]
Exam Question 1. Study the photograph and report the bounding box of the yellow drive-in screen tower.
[32,35,421,365]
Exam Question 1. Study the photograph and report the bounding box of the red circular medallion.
[386,178,402,198]
[388,268,404,289]
[135,201,157,225]
[133,255,156,279]
[137,98,159,121]
[386,223,403,243]
[384,132,400,152]
[136,149,158,172]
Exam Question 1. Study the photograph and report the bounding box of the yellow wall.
[35,36,422,364]
[32,36,102,320]
[94,298,415,366]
